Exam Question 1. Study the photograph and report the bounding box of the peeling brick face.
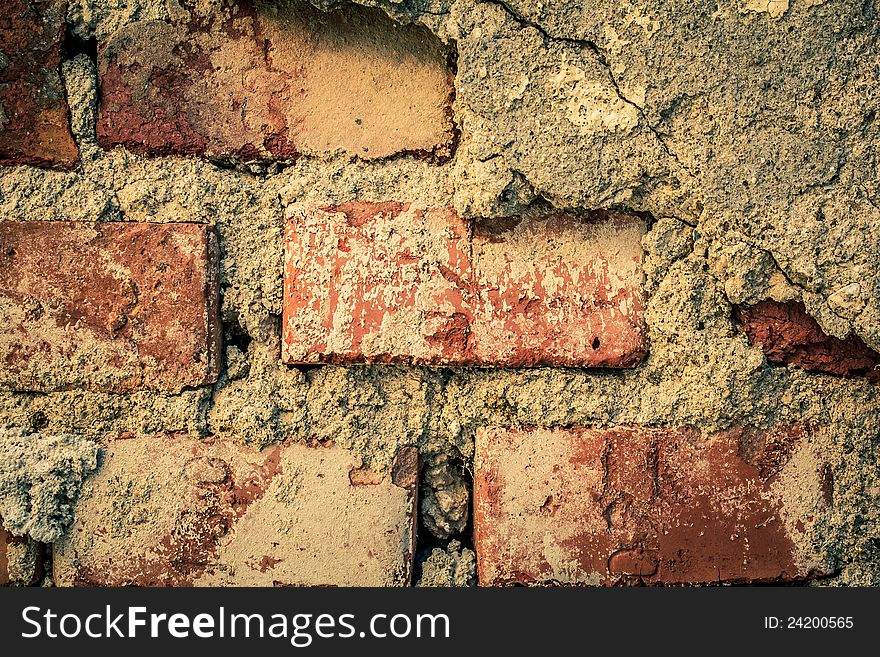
[283,203,647,367]
[97,0,455,161]
[474,426,832,586]
[53,436,417,587]
[736,300,880,381]
[0,0,78,169]
[0,221,221,393]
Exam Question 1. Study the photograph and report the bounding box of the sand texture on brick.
[283,203,647,367]
[0,221,220,393]
[475,425,831,585]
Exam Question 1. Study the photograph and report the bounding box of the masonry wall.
[1,0,879,587]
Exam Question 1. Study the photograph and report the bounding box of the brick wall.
[1,0,879,588]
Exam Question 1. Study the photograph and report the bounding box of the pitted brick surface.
[0,522,41,586]
[0,0,78,169]
[97,0,455,161]
[736,300,880,381]
[283,202,647,367]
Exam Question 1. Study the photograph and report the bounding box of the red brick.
[736,300,880,381]
[474,425,832,586]
[283,203,647,367]
[97,0,454,161]
[0,221,220,393]
[1,522,41,586]
[53,436,417,586]
[0,0,78,169]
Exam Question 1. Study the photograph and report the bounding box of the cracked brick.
[736,300,880,381]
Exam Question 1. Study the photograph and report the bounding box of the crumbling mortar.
[482,0,696,180]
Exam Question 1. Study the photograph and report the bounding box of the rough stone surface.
[0,0,78,169]
[283,202,647,366]
[300,0,880,354]
[0,221,221,393]
[475,425,833,585]
[736,299,880,381]
[0,521,41,586]
[0,429,99,543]
[421,450,469,539]
[416,540,476,586]
[97,0,455,162]
[53,435,417,586]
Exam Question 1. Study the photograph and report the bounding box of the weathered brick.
[0,0,78,169]
[283,203,647,367]
[284,202,472,364]
[1,521,41,586]
[736,299,880,381]
[0,221,220,393]
[474,425,832,586]
[97,0,454,161]
[469,213,647,367]
[53,436,417,586]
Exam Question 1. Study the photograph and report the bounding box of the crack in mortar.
[483,0,696,180]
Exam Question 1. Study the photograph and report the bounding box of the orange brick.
[736,300,880,381]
